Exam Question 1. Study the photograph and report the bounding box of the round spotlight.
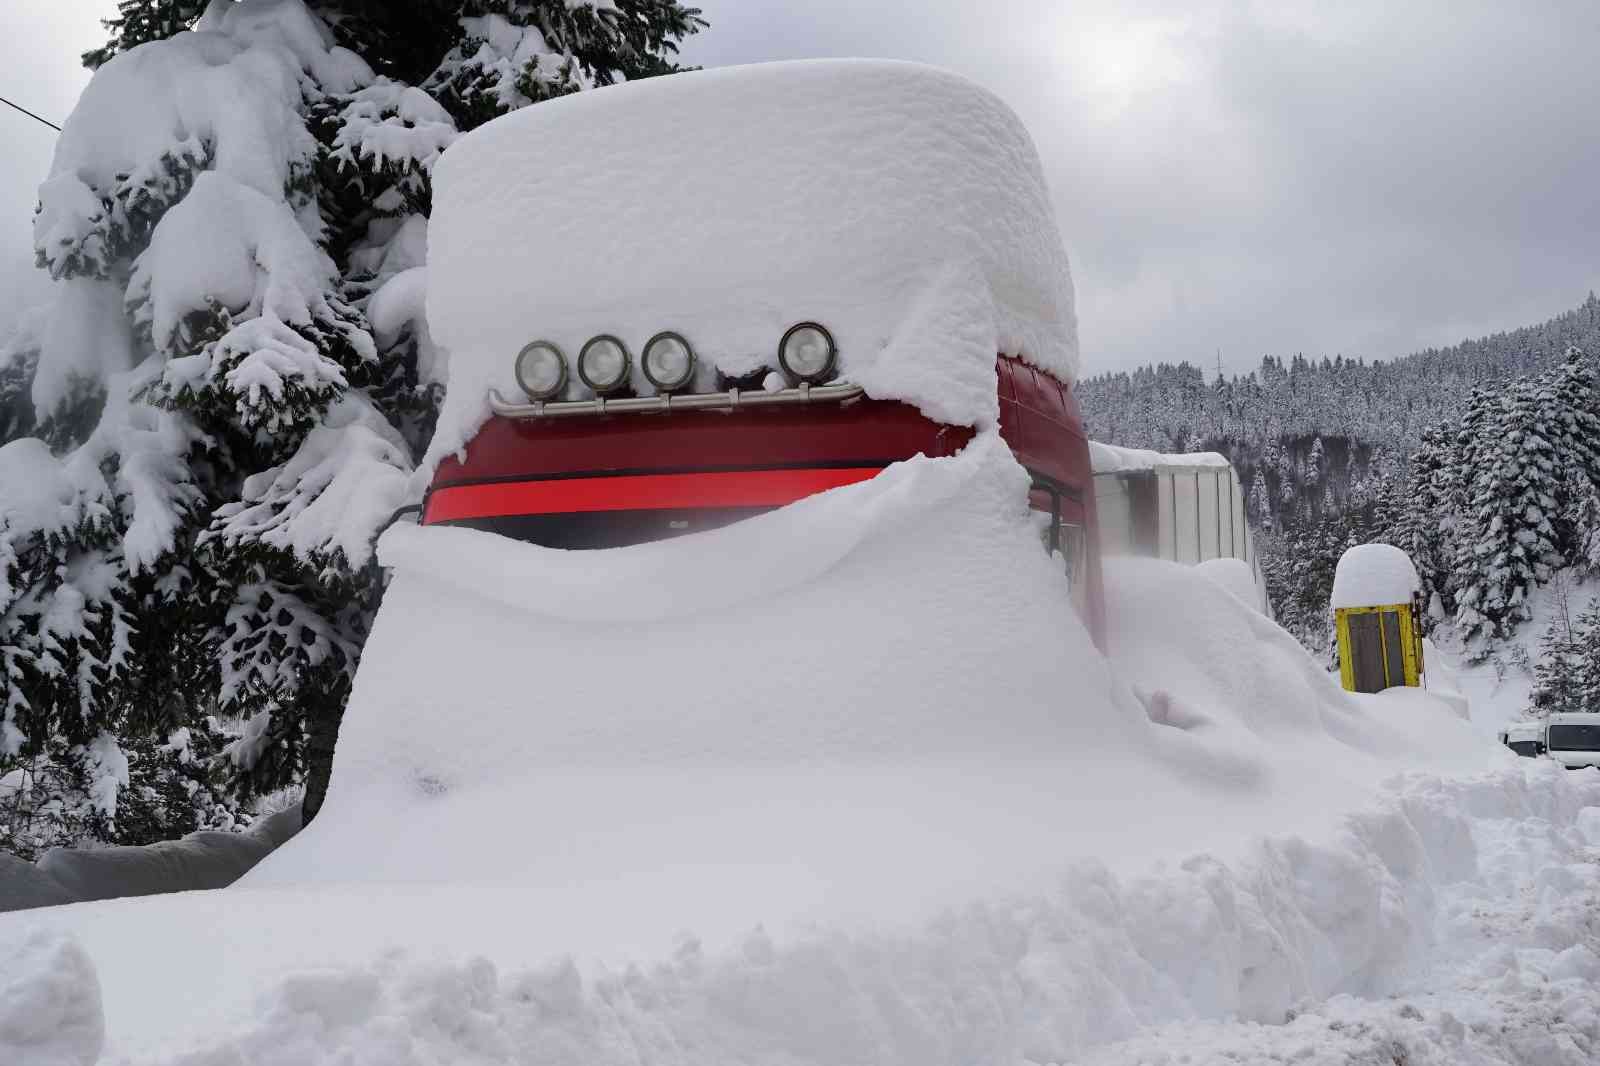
[778,321,837,384]
[641,331,696,393]
[515,340,568,401]
[578,334,631,395]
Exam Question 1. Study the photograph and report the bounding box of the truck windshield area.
[1547,724,1600,751]
[446,507,774,550]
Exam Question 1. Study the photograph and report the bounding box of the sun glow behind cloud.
[1061,13,1194,115]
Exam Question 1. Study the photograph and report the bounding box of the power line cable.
[0,94,62,133]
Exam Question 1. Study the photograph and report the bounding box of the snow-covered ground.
[2,435,1595,1065]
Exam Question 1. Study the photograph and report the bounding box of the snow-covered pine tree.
[1574,597,1600,714]
[0,314,43,446]
[1383,425,1455,616]
[1453,379,1564,656]
[1572,488,1600,576]
[1544,347,1600,567]
[2,0,705,851]
[1247,467,1272,532]
[1527,578,1585,718]
[81,0,213,68]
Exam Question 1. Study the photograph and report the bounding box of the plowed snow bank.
[9,767,1594,1065]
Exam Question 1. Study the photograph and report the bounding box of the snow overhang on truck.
[416,57,1103,640]
[422,58,1079,461]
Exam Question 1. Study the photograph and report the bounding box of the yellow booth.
[1331,544,1424,693]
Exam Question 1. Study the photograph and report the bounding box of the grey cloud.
[3,2,1595,377]
[681,1,1600,374]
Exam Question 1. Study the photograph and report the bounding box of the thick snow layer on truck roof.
[1331,543,1420,609]
[424,59,1077,461]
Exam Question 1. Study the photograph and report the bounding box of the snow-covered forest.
[1079,299,1600,674]
[0,0,705,860]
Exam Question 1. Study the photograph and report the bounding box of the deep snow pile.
[0,429,1540,1061]
[6,765,1594,1065]
[424,59,1077,460]
[1197,557,1267,614]
[1332,542,1422,609]
[0,804,300,915]
[1077,779,1600,1066]
[28,803,301,908]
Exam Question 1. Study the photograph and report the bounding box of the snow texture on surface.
[1197,557,1265,613]
[1332,542,1422,608]
[7,768,1595,1065]
[0,929,103,1066]
[0,804,302,915]
[0,853,78,912]
[424,59,1077,463]
[1504,721,1544,743]
[35,805,301,907]
[207,395,411,571]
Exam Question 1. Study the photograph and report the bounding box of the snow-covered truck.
[417,58,1107,644]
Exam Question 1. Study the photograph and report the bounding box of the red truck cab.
[422,342,1106,649]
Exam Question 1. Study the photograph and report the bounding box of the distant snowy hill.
[1078,292,1600,463]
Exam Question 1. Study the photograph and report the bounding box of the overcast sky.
[2,0,1596,375]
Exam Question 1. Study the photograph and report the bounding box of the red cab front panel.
[424,361,1105,647]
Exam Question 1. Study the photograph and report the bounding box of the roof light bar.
[487,381,865,420]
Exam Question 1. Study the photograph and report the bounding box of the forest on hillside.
[1078,296,1600,667]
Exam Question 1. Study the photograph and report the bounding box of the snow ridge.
[17,765,1593,1065]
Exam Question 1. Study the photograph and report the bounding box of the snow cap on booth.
[1332,543,1420,609]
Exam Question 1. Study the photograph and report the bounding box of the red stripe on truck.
[423,466,885,524]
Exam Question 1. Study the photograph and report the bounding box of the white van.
[1542,713,1600,769]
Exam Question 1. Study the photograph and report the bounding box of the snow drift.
[210,430,1499,962]
[0,382,1524,1063]
[425,59,1078,463]
[6,765,1593,1065]
[32,805,301,907]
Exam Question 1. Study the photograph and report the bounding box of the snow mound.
[0,853,77,912]
[1197,557,1264,613]
[16,766,1596,1064]
[1333,543,1421,608]
[35,805,301,906]
[0,928,104,1066]
[0,441,1533,1059]
[325,432,1121,784]
[246,441,1492,915]
[425,59,1076,461]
